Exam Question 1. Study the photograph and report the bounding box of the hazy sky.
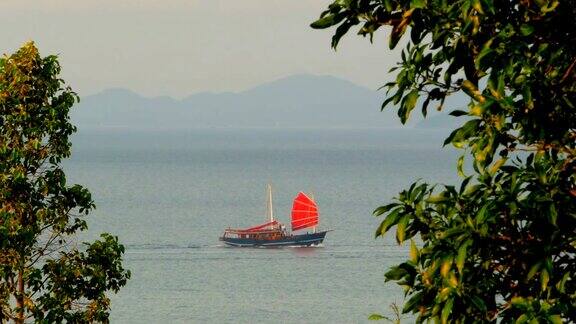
[1,0,400,98]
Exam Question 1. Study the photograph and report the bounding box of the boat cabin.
[221,220,288,241]
[221,228,286,241]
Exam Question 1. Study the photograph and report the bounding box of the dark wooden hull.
[220,231,328,247]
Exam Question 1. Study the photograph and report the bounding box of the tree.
[312,0,575,322]
[0,42,130,323]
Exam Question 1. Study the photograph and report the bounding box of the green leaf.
[548,203,557,226]
[399,89,420,124]
[373,203,400,216]
[472,0,484,13]
[426,194,450,203]
[410,239,419,263]
[422,96,431,117]
[331,20,355,49]
[443,119,481,148]
[402,291,424,313]
[540,269,549,292]
[310,13,345,29]
[461,80,483,102]
[441,298,453,324]
[488,157,506,175]
[375,208,401,237]
[516,314,530,324]
[410,0,427,9]
[385,265,408,281]
[556,272,570,293]
[527,262,541,281]
[476,202,491,224]
[449,110,468,117]
[383,0,393,11]
[510,296,527,307]
[456,239,472,274]
[475,40,494,68]
[520,24,535,36]
[469,295,487,313]
[459,176,473,195]
[368,314,386,320]
[548,315,563,324]
[381,95,397,111]
[457,155,465,177]
[396,214,410,243]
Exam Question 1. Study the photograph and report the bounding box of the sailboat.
[219,184,330,247]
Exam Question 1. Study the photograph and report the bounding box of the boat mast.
[267,184,274,222]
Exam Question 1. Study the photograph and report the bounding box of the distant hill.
[73,74,406,129]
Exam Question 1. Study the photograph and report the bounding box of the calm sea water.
[64,128,458,323]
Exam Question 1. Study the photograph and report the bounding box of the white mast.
[267,184,274,222]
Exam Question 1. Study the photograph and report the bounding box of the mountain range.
[73,74,460,130]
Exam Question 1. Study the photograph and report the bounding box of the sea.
[64,128,459,323]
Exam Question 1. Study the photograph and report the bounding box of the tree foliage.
[0,42,130,323]
[313,0,575,322]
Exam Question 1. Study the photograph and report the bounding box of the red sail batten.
[229,220,279,234]
[291,192,319,231]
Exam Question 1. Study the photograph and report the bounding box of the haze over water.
[65,128,458,323]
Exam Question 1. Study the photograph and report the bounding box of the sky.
[1,0,401,98]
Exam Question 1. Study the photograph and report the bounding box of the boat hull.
[220,231,328,247]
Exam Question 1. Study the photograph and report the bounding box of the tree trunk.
[15,269,24,324]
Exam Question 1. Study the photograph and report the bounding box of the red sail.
[291,192,318,231]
